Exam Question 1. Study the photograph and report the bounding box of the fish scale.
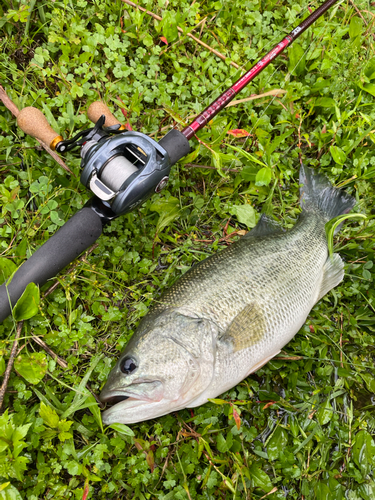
[100,166,356,424]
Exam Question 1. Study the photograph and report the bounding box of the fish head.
[100,311,217,424]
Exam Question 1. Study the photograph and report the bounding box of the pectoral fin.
[219,302,266,352]
[315,253,344,303]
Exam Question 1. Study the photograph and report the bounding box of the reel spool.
[80,139,139,193]
[100,156,138,191]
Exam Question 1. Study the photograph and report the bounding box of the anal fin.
[316,253,344,303]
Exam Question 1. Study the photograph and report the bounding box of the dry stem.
[0,321,24,412]
[32,335,68,369]
[349,0,368,25]
[225,89,287,107]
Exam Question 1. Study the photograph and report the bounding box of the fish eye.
[120,357,137,375]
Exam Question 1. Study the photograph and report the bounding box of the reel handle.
[17,107,63,151]
[87,101,126,130]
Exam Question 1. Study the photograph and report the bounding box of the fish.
[99,165,355,425]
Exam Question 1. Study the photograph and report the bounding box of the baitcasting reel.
[16,102,190,218]
[79,124,171,216]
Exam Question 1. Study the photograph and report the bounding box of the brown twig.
[0,85,73,176]
[86,383,105,408]
[160,17,207,56]
[121,0,240,69]
[259,488,278,500]
[0,86,20,116]
[32,335,68,369]
[349,0,368,26]
[185,163,240,173]
[192,16,207,58]
[195,229,246,244]
[297,113,303,165]
[155,450,172,488]
[340,312,344,368]
[0,321,24,412]
[362,9,375,19]
[274,355,304,361]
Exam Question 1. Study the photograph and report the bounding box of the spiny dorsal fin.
[219,302,266,352]
[315,253,345,304]
[244,214,284,239]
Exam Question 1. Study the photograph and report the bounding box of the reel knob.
[87,102,126,130]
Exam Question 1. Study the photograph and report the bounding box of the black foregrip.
[158,129,191,165]
[0,207,103,323]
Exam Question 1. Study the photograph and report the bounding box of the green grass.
[0,0,375,498]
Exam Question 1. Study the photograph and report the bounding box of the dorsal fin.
[244,214,284,239]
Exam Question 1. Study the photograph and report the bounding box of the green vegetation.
[0,0,374,498]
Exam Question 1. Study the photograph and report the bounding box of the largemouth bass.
[100,166,355,424]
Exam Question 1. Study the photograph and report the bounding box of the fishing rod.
[0,0,339,322]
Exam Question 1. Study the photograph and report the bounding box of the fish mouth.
[100,381,167,424]
[100,380,162,405]
[102,394,130,405]
[99,380,188,425]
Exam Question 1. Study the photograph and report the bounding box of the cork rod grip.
[17,107,63,151]
[87,101,126,129]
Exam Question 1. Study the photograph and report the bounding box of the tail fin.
[300,165,355,221]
